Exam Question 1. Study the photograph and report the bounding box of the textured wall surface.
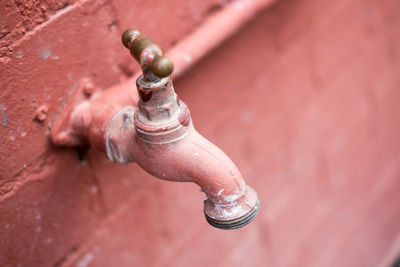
[1,0,400,266]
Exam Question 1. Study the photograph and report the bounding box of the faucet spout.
[136,126,259,229]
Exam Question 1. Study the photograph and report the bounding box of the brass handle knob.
[122,29,173,78]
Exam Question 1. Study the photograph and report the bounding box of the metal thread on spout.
[205,200,260,230]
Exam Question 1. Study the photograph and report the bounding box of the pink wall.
[1,0,400,266]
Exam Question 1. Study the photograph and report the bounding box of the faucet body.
[49,29,259,229]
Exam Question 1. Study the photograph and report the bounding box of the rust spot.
[178,109,190,126]
[138,87,152,102]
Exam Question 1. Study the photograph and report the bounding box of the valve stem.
[122,29,174,81]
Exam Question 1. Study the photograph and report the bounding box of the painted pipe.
[168,0,278,78]
[115,0,279,89]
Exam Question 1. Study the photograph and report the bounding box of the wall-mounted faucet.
[50,29,259,230]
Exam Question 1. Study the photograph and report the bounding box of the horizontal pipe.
[123,0,278,85]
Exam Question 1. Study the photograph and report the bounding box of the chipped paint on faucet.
[49,29,259,230]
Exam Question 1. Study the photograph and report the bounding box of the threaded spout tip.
[204,199,260,230]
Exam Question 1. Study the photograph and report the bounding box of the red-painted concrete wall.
[2,0,400,266]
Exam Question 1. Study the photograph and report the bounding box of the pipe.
[114,0,279,90]
[169,0,278,78]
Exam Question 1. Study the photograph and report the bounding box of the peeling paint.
[16,50,24,59]
[1,104,8,126]
[77,252,95,267]
[39,48,52,59]
[17,125,27,137]
[217,189,224,196]
[221,205,245,218]
[224,190,242,202]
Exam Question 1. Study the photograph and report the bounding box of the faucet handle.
[122,29,174,79]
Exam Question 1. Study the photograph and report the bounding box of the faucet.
[50,29,259,230]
